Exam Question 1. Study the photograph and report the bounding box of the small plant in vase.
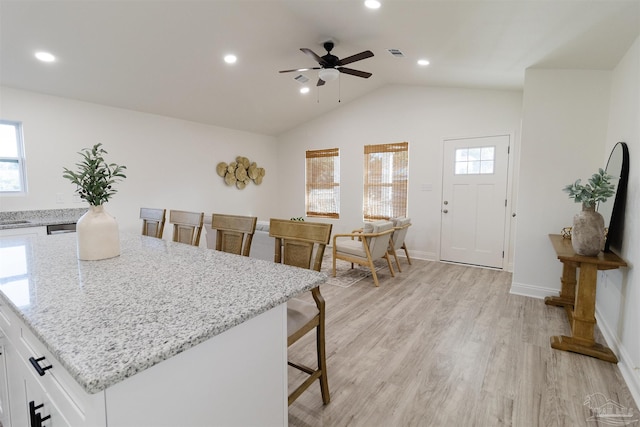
[562,168,615,256]
[63,143,127,260]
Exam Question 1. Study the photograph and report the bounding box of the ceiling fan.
[279,41,374,86]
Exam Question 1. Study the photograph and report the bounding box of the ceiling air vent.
[387,48,405,58]
[294,74,310,84]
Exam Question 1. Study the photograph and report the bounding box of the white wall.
[276,85,523,263]
[0,88,280,245]
[511,37,640,405]
[511,70,611,297]
[598,36,640,403]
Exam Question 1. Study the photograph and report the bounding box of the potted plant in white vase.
[63,143,127,260]
[563,168,615,256]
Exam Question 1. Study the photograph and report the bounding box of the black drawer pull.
[29,356,53,376]
[29,400,50,427]
[37,413,52,426]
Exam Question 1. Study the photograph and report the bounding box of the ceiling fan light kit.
[318,68,339,82]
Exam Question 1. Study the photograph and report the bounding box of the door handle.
[443,209,449,214]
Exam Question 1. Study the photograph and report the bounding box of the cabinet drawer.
[15,326,105,426]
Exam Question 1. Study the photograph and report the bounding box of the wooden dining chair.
[169,210,204,246]
[210,213,257,256]
[269,218,333,406]
[388,217,412,272]
[140,207,166,239]
[332,220,395,287]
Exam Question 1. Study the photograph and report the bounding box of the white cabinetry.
[0,226,47,238]
[0,337,11,427]
[0,300,287,426]
[4,341,74,426]
[0,301,105,427]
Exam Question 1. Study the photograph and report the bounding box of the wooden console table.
[545,234,627,363]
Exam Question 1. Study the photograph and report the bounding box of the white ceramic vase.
[76,205,120,260]
[571,203,605,257]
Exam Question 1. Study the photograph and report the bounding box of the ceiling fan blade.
[337,50,374,66]
[301,48,330,67]
[279,67,322,73]
[317,78,326,86]
[338,67,372,78]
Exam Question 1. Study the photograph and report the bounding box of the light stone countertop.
[0,232,326,394]
[0,208,87,229]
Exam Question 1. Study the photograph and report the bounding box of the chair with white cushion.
[332,220,395,287]
[269,218,333,406]
[388,217,412,272]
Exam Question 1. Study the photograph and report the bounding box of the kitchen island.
[0,232,326,426]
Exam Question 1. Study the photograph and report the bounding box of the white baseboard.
[595,307,640,409]
[406,250,437,261]
[509,282,558,299]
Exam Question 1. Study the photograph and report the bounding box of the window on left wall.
[0,120,26,193]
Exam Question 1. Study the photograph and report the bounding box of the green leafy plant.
[290,217,305,221]
[63,143,127,206]
[563,168,615,208]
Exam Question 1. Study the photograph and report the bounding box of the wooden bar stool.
[140,207,166,239]
[210,213,257,256]
[169,210,204,246]
[269,218,333,406]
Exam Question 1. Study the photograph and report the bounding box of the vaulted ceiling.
[1,1,638,136]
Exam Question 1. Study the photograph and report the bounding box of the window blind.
[363,142,408,220]
[306,148,340,218]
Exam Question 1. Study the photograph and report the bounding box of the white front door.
[440,135,510,268]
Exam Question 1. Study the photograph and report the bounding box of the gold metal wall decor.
[216,156,266,189]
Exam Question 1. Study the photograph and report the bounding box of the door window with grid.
[305,148,340,219]
[363,142,408,220]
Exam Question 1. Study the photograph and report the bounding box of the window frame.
[363,142,409,221]
[454,145,496,175]
[305,148,340,219]
[0,119,27,193]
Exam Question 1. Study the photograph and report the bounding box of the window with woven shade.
[363,142,408,220]
[305,148,340,219]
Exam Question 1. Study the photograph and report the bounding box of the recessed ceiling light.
[300,87,310,94]
[224,54,237,64]
[35,51,56,62]
[364,0,381,9]
[417,59,430,66]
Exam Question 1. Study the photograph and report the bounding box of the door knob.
[443,209,448,214]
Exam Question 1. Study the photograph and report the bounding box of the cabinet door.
[6,343,71,427]
[0,340,11,427]
[4,339,23,427]
[23,368,72,427]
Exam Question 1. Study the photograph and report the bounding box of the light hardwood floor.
[288,259,639,426]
